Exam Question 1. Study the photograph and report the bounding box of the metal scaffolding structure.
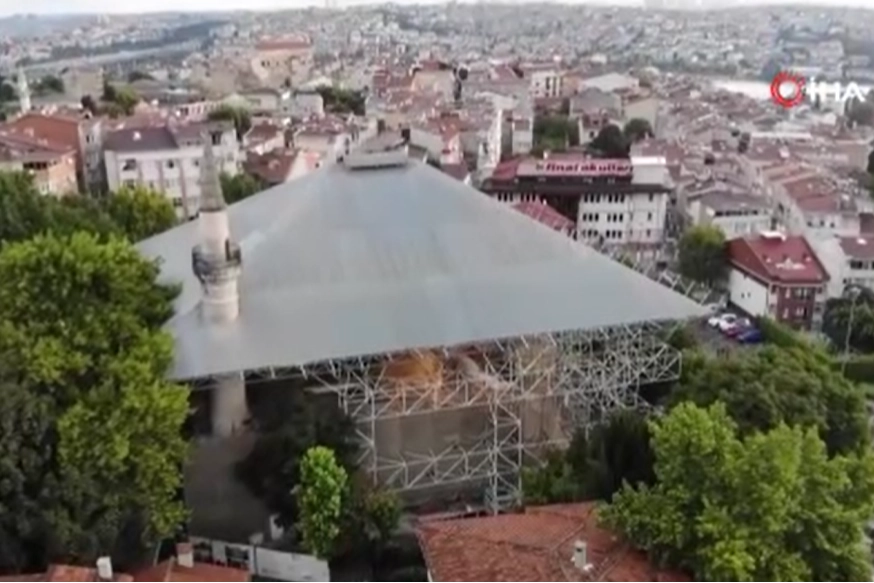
[191,319,682,513]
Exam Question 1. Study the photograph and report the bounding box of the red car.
[723,318,752,337]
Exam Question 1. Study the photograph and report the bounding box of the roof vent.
[343,147,409,170]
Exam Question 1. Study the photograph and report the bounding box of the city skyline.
[0,0,871,17]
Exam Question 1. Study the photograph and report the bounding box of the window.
[646,229,652,238]
[648,193,654,202]
[172,197,183,208]
[167,160,176,169]
[647,212,653,221]
[123,179,136,188]
[121,159,137,171]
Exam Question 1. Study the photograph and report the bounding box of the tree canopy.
[316,86,366,116]
[601,402,874,581]
[588,124,631,158]
[533,115,579,153]
[235,388,358,529]
[208,105,251,140]
[623,118,654,142]
[296,446,348,559]
[671,346,869,456]
[102,186,177,242]
[0,232,185,572]
[521,409,655,505]
[677,224,727,285]
[220,172,265,205]
[0,171,174,244]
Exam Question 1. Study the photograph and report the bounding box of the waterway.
[707,77,873,102]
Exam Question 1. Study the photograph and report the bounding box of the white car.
[708,313,737,329]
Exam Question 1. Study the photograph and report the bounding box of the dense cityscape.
[0,1,874,582]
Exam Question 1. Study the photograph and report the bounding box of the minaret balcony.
[191,241,243,284]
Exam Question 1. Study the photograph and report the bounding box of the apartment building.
[0,131,78,196]
[811,234,874,299]
[104,122,239,220]
[482,155,671,250]
[5,110,105,192]
[688,191,772,238]
[727,231,829,331]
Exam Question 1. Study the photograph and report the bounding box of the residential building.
[60,65,105,102]
[525,65,563,98]
[0,131,78,196]
[244,149,322,186]
[688,191,772,238]
[482,155,672,251]
[509,118,533,155]
[416,502,688,581]
[104,122,240,219]
[811,234,874,299]
[5,111,105,192]
[726,231,829,330]
[251,36,314,88]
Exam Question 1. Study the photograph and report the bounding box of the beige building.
[252,37,314,89]
[104,122,240,220]
[0,131,78,196]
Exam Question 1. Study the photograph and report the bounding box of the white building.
[104,122,240,220]
[688,191,772,238]
[483,156,672,250]
[811,235,874,299]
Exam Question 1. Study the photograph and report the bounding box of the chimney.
[572,540,593,574]
[96,557,113,581]
[176,542,194,569]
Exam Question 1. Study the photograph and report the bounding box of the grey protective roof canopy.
[137,159,706,380]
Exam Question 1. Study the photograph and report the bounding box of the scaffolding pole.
[187,320,683,513]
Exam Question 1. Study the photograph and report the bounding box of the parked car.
[737,328,764,344]
[724,318,753,337]
[708,313,737,328]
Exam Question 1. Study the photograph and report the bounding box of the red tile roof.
[416,502,689,582]
[0,565,133,582]
[727,233,829,284]
[513,201,574,233]
[131,559,249,582]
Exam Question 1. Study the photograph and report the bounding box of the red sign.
[517,159,633,178]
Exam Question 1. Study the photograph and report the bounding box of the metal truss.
[188,321,683,513]
[596,241,725,307]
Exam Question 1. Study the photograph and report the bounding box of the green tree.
[104,186,177,242]
[822,286,874,354]
[677,224,726,285]
[208,105,251,140]
[588,124,630,158]
[670,346,869,456]
[235,389,358,529]
[315,86,366,116]
[533,115,579,152]
[127,70,154,83]
[340,478,402,557]
[296,446,348,559]
[220,172,264,204]
[601,402,874,581]
[566,409,655,501]
[34,75,64,95]
[0,232,185,570]
[521,450,579,505]
[0,376,56,573]
[623,118,654,142]
[113,87,139,116]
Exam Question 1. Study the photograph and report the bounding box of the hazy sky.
[0,0,869,16]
